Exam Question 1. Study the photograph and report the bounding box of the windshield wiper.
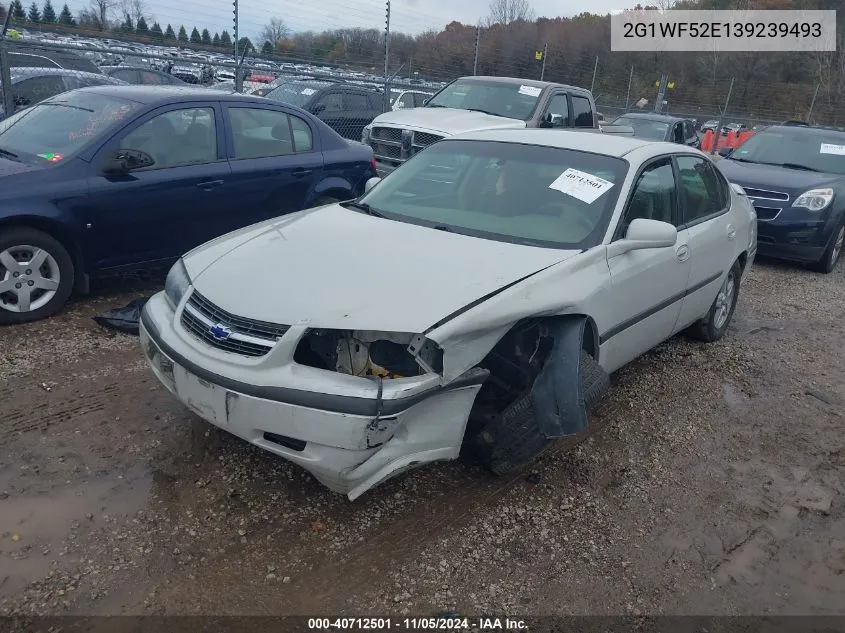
[777,162,820,172]
[343,201,385,218]
[465,108,498,116]
[425,104,447,108]
[0,147,20,160]
[431,224,453,232]
[729,157,759,163]
[38,103,95,113]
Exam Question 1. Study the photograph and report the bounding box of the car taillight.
[371,158,377,175]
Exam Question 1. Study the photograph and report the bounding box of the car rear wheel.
[685,260,741,342]
[468,350,608,475]
[811,221,844,274]
[0,228,74,325]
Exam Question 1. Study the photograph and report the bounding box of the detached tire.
[470,350,607,476]
[686,260,741,342]
[811,220,844,274]
[0,227,74,326]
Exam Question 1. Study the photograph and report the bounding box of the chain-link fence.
[1,15,841,140]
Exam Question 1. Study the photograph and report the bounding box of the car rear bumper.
[139,293,486,499]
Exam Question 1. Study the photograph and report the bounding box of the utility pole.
[654,74,667,113]
[0,9,13,118]
[714,77,734,155]
[473,24,481,76]
[624,64,634,112]
[590,55,599,93]
[807,82,820,123]
[539,42,547,81]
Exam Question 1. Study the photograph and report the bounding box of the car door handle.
[726,224,737,240]
[196,179,224,190]
[292,168,312,178]
[676,244,690,262]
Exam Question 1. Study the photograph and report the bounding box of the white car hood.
[371,107,527,136]
[184,205,578,333]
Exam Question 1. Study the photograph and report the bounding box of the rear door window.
[571,95,594,128]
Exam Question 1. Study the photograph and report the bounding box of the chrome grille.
[372,127,403,142]
[414,132,442,147]
[743,187,790,201]
[180,291,289,357]
[373,142,401,159]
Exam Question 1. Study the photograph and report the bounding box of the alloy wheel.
[0,245,61,313]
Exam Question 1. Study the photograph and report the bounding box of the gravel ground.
[0,259,843,617]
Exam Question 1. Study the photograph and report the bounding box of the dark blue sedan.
[0,86,376,324]
[718,125,845,274]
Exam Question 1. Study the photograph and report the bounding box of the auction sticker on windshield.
[519,85,542,97]
[820,143,845,156]
[301,88,316,95]
[549,168,614,204]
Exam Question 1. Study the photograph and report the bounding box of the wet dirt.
[0,260,843,615]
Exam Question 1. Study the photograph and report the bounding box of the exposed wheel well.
[737,250,748,273]
[0,218,86,292]
[470,314,598,419]
[314,188,352,203]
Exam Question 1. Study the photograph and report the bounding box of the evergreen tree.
[121,13,133,32]
[189,26,200,43]
[150,21,163,38]
[27,1,40,22]
[57,3,74,25]
[219,30,231,47]
[41,0,56,22]
[136,15,148,34]
[212,32,220,46]
[164,23,175,40]
[201,28,210,44]
[12,0,26,21]
[261,40,273,56]
[237,36,252,53]
[177,25,187,42]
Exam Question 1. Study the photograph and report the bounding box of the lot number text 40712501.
[307,618,529,630]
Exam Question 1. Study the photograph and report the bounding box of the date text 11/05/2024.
[307,618,529,630]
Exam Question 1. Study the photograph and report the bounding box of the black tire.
[470,350,608,476]
[0,227,74,326]
[685,260,741,342]
[810,220,844,274]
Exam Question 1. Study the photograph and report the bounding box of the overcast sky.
[60,0,632,44]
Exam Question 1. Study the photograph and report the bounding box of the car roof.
[448,128,675,157]
[758,124,845,138]
[71,84,270,104]
[615,112,683,123]
[9,67,120,82]
[456,75,591,94]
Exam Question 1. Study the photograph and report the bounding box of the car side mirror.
[364,176,382,193]
[729,183,747,197]
[542,112,564,128]
[607,218,678,258]
[102,148,155,175]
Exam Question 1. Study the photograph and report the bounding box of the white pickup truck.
[362,75,632,175]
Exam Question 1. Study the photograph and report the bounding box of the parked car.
[101,66,187,86]
[721,122,746,134]
[361,76,629,175]
[8,45,101,73]
[700,120,720,133]
[263,78,384,141]
[170,61,213,85]
[139,130,756,499]
[390,89,433,110]
[0,67,127,119]
[0,86,376,324]
[610,113,699,147]
[718,124,845,273]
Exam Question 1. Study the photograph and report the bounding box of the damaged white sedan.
[139,129,757,499]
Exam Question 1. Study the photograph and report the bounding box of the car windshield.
[730,128,845,174]
[612,116,670,141]
[425,79,541,120]
[357,140,628,249]
[265,80,333,107]
[0,90,141,165]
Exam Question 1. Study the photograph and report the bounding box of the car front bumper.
[756,215,833,264]
[139,292,486,499]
